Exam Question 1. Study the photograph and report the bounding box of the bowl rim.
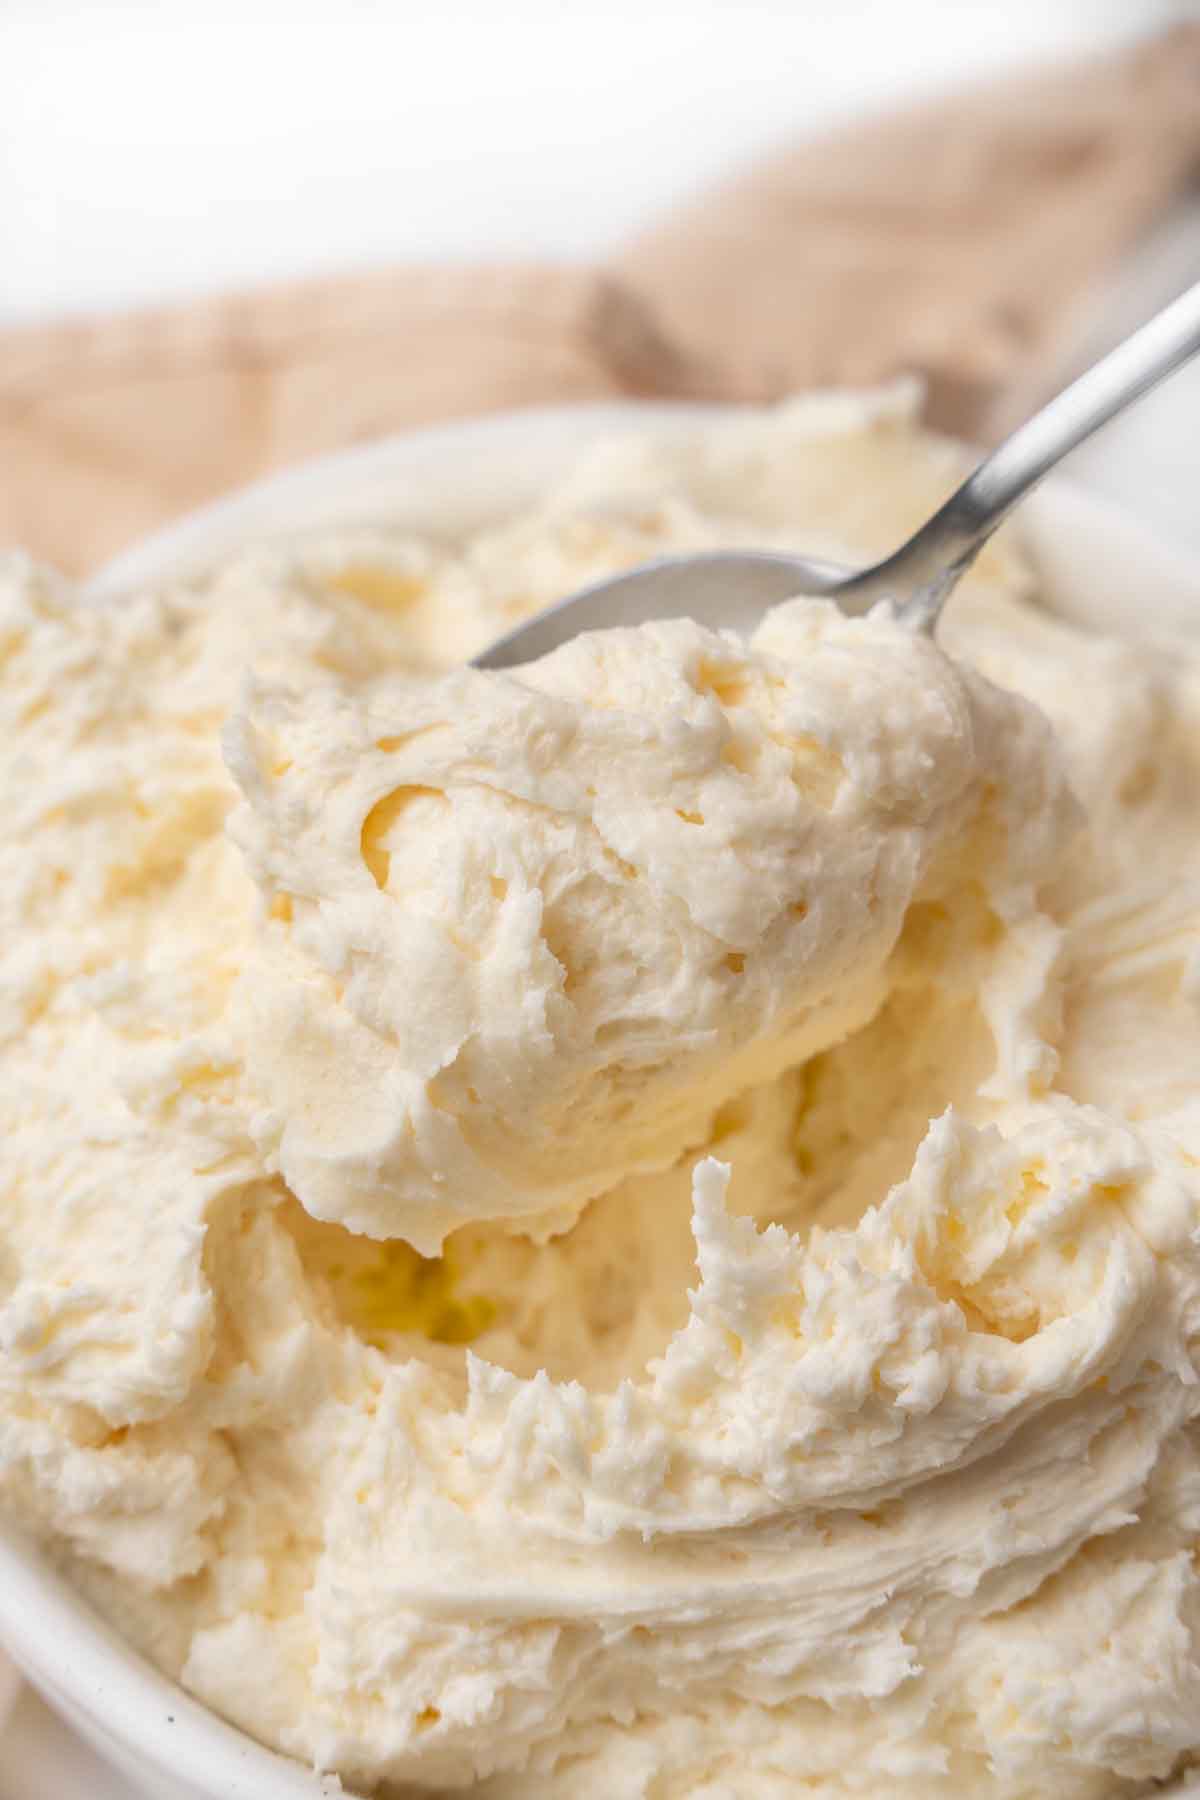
[86,401,726,602]
[2,397,1199,1800]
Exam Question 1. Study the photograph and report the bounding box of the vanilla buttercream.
[223,600,1072,1250]
[0,390,1198,1799]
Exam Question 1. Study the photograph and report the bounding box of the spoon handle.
[847,278,1200,629]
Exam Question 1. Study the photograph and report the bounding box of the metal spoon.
[474,279,1200,669]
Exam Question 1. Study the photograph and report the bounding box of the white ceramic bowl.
[2,402,1199,1800]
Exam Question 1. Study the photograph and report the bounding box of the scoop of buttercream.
[223,599,1075,1250]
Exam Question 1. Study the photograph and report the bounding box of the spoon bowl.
[474,550,852,667]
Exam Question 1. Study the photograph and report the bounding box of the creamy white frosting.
[223,602,1071,1250]
[1,390,1199,1799]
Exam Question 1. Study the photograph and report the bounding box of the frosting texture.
[225,601,1071,1249]
[1,390,1199,1798]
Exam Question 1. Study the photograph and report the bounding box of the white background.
[0,0,1190,326]
[1,1,1199,1794]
